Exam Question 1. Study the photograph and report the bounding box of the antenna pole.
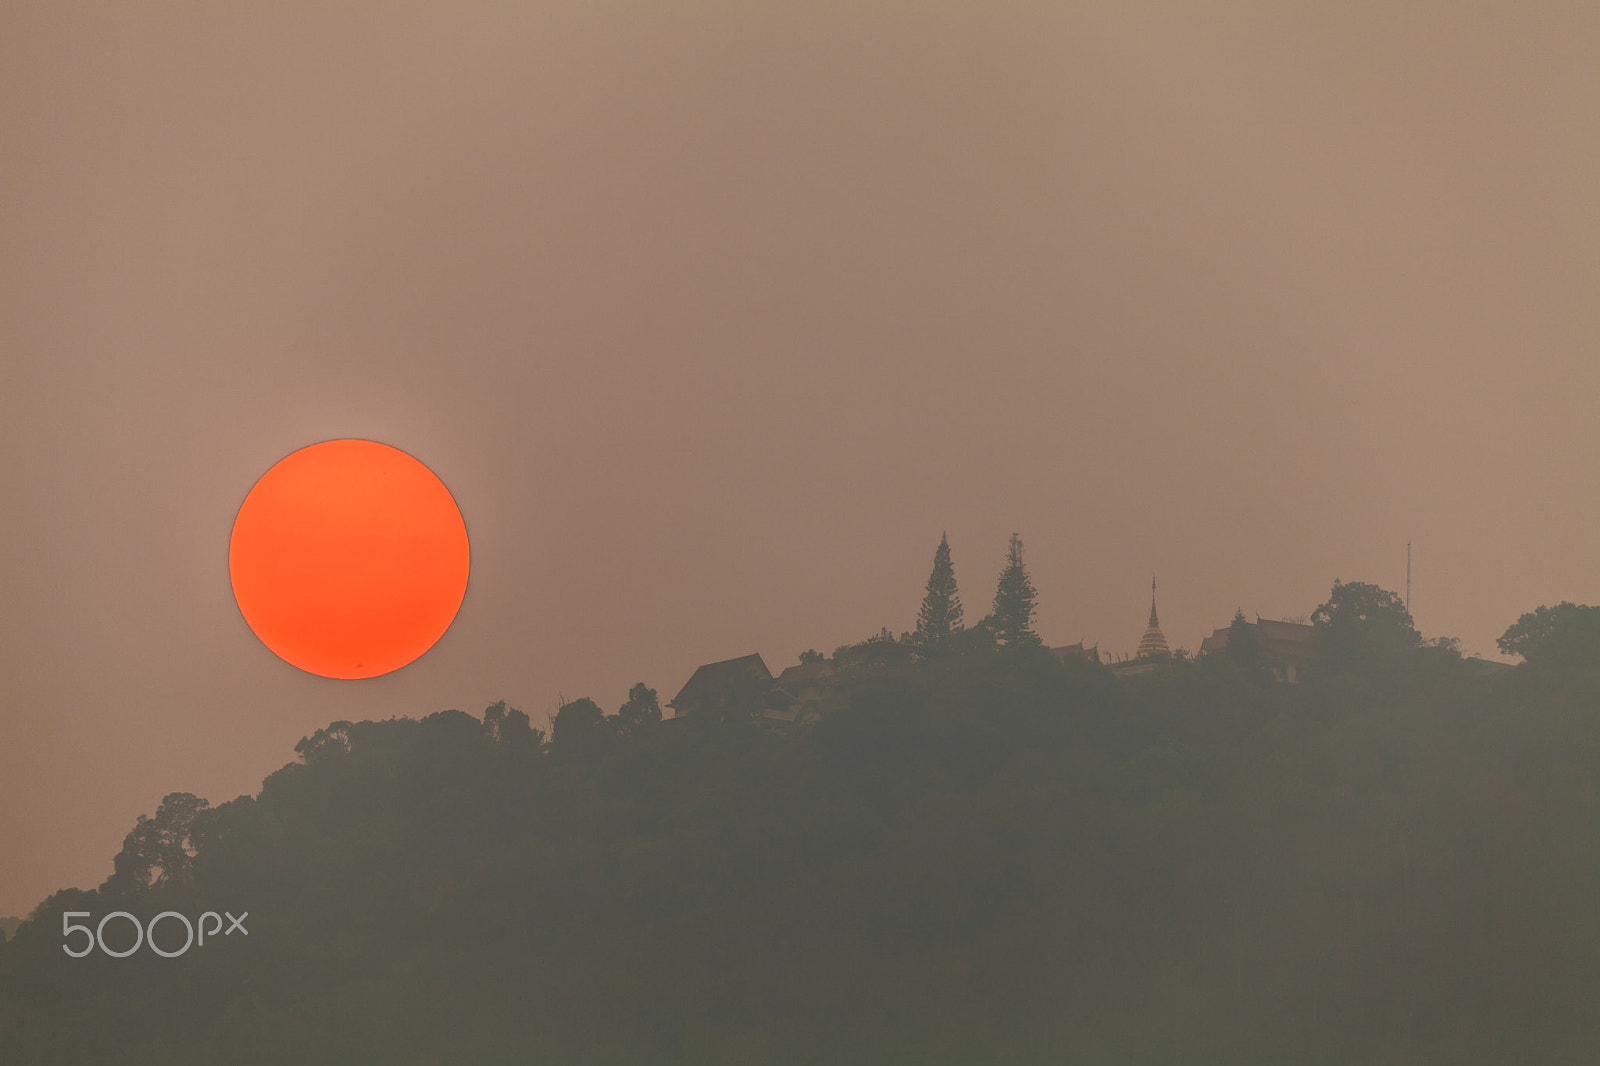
[1406,542,1411,613]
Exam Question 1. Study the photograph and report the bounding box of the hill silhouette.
[3,592,1598,1064]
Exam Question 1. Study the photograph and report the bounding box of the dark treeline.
[3,560,1599,1064]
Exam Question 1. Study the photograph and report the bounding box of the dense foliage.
[2,595,1598,1065]
[1498,602,1600,667]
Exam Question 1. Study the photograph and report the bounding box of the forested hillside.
[3,599,1598,1065]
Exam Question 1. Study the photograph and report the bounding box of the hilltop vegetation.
[2,578,1598,1065]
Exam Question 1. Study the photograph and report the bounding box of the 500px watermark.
[61,910,248,958]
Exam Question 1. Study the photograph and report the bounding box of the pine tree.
[1226,609,1261,670]
[990,532,1041,647]
[913,533,965,651]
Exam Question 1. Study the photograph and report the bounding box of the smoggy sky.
[2,3,1597,917]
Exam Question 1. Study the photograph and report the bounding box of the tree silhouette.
[912,533,965,654]
[1226,609,1261,671]
[989,533,1041,647]
[551,697,611,760]
[101,792,210,894]
[1311,579,1420,675]
[616,682,663,734]
[1497,602,1600,667]
[482,699,537,747]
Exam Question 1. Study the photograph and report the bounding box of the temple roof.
[1051,641,1101,664]
[1199,616,1314,662]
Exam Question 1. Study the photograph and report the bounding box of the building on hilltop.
[667,653,773,718]
[1050,641,1101,665]
[1199,616,1315,683]
[668,652,923,730]
[1135,578,1171,661]
[773,659,835,703]
[1198,628,1229,658]
[768,658,925,728]
[764,660,835,729]
[1106,579,1175,677]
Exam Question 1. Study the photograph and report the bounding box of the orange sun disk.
[229,439,470,679]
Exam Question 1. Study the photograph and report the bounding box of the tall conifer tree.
[990,532,1042,647]
[913,533,965,651]
[1226,608,1261,670]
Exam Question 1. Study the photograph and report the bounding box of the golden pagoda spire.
[1137,575,1170,660]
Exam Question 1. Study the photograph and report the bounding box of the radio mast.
[1406,542,1411,613]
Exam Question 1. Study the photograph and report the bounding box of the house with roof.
[669,650,927,730]
[667,653,774,718]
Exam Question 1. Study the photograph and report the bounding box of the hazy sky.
[2,2,1597,917]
